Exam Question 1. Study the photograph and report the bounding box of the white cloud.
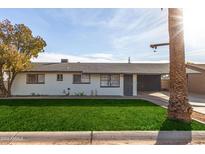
[112,23,168,51]
[186,50,205,56]
[186,50,205,63]
[42,9,169,57]
[109,9,169,52]
[41,9,205,63]
[31,9,205,63]
[44,9,109,27]
[32,52,168,63]
[32,52,115,63]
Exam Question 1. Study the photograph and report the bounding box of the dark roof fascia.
[20,71,83,73]
[186,64,205,73]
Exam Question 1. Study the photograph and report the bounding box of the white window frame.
[26,74,45,84]
[73,74,90,84]
[57,74,63,81]
[100,74,120,87]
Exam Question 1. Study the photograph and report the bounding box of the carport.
[136,64,199,92]
[137,75,161,91]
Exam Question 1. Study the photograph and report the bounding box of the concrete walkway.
[138,91,205,115]
[0,131,205,145]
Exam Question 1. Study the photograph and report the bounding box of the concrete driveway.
[138,91,205,115]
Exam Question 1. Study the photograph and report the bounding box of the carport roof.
[187,64,205,73]
[26,62,198,74]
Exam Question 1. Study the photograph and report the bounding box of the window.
[100,74,120,87]
[73,74,81,84]
[73,74,90,84]
[57,74,63,81]
[100,75,110,87]
[110,75,120,86]
[27,74,45,84]
[81,74,90,83]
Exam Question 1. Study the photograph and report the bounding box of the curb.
[0,131,205,145]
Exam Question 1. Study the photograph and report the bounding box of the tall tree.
[0,45,7,96]
[168,8,192,122]
[0,19,46,96]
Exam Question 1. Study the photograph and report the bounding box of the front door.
[124,74,133,96]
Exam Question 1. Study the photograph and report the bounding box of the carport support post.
[167,8,192,122]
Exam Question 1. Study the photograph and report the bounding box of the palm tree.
[167,8,192,122]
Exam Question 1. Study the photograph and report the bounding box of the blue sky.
[0,8,204,63]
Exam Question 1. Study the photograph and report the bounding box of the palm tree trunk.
[168,8,192,122]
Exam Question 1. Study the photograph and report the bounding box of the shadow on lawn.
[155,119,192,145]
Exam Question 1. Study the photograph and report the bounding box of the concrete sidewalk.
[0,131,205,145]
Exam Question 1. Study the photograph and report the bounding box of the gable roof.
[25,62,199,74]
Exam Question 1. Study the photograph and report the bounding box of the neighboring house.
[187,64,205,94]
[11,60,198,96]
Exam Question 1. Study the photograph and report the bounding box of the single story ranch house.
[11,59,198,96]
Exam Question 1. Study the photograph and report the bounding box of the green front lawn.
[0,99,204,131]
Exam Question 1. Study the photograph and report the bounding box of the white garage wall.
[11,73,127,96]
